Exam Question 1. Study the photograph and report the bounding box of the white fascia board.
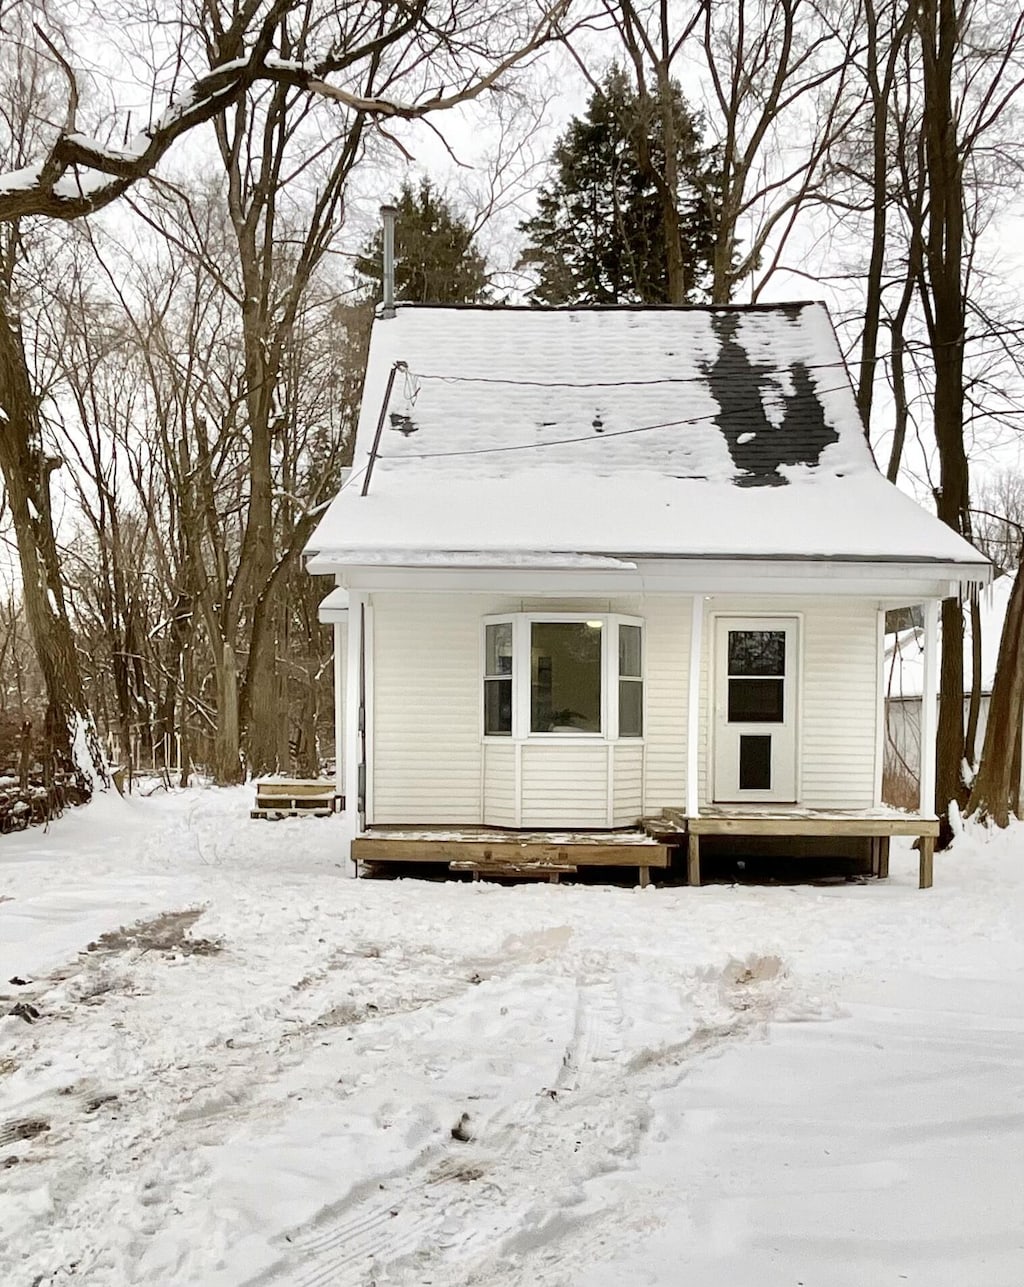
[317,586,351,623]
[313,559,989,601]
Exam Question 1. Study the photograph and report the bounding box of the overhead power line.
[405,357,855,391]
[375,381,856,462]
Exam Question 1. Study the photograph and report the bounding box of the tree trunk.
[965,594,982,767]
[919,0,970,840]
[276,633,292,772]
[653,60,685,304]
[229,223,279,776]
[241,577,281,775]
[0,302,107,789]
[966,553,1024,825]
[856,0,888,426]
[18,719,32,790]
[212,639,243,784]
[885,275,917,482]
[179,629,194,790]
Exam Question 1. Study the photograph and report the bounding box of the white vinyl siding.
[613,743,645,826]
[520,743,609,828]
[371,593,511,823]
[367,591,881,826]
[642,597,691,813]
[482,741,517,826]
[799,602,879,809]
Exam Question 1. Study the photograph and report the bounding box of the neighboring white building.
[885,573,1021,795]
[305,302,990,885]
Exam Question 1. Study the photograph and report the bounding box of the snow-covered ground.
[2,790,1023,1287]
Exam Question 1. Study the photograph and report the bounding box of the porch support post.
[687,832,701,887]
[686,596,703,819]
[919,834,935,890]
[333,620,344,802]
[919,599,939,817]
[342,592,366,869]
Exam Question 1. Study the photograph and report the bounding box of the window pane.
[484,678,512,735]
[531,622,602,733]
[619,624,642,678]
[728,677,784,722]
[728,630,785,677]
[739,735,772,790]
[485,622,513,676]
[619,679,643,737]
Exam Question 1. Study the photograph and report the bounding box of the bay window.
[618,623,643,737]
[483,614,643,740]
[483,622,513,735]
[531,620,603,733]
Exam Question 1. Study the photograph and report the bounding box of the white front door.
[713,617,798,803]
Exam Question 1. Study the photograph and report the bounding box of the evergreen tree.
[356,179,490,304]
[518,68,719,306]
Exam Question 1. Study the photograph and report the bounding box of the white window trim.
[481,612,644,743]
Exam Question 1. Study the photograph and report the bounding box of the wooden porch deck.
[351,827,670,886]
[352,808,939,888]
[647,807,939,889]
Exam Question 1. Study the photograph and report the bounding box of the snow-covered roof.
[886,573,1015,699]
[306,303,989,571]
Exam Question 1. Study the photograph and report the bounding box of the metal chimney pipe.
[380,204,397,319]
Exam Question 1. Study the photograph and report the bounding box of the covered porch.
[646,807,940,889]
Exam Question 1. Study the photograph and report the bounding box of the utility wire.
[404,356,856,390]
[376,382,856,462]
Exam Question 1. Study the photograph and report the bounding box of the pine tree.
[518,68,719,306]
[356,179,490,304]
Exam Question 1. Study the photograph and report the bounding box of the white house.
[306,300,990,887]
[885,572,1021,798]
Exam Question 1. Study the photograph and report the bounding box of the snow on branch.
[0,1,570,225]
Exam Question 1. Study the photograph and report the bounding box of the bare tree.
[0,0,570,787]
[967,541,1024,826]
[973,472,1024,573]
[694,0,863,303]
[825,0,1024,833]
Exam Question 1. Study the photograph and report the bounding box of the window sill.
[482,734,645,744]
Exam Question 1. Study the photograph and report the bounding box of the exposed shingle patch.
[704,312,838,486]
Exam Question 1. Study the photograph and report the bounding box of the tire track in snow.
[248,969,785,1287]
[256,956,799,1287]
[245,976,625,1287]
[459,955,813,1287]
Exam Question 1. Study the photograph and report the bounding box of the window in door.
[727,630,785,723]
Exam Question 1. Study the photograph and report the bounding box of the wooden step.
[255,793,336,809]
[255,778,337,797]
[252,778,342,820]
[449,860,576,883]
[250,807,335,820]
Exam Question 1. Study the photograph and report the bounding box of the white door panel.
[713,617,798,803]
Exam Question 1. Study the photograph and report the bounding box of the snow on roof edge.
[377,299,828,314]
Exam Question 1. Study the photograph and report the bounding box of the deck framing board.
[687,816,939,838]
[352,837,670,867]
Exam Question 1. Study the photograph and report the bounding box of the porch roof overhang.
[317,587,350,623]
[305,551,990,603]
